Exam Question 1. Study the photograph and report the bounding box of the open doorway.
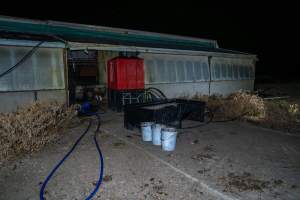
[67,49,119,105]
[67,50,99,105]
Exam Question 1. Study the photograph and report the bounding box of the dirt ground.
[1,111,300,200]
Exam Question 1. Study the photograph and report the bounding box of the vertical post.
[9,48,17,90]
[208,56,212,96]
[34,91,38,101]
[63,48,69,106]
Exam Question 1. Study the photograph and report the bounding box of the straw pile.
[194,90,265,120]
[193,90,300,133]
[262,101,300,132]
[220,91,265,119]
[0,101,76,164]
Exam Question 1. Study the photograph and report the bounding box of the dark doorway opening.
[67,50,99,104]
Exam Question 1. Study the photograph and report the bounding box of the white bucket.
[161,127,178,151]
[151,124,166,146]
[141,122,154,141]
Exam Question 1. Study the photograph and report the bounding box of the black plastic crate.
[124,99,205,129]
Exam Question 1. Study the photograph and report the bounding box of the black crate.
[124,99,205,129]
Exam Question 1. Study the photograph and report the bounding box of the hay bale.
[0,101,76,164]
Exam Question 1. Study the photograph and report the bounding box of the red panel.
[136,59,144,89]
[116,59,127,90]
[107,57,144,90]
[126,59,137,89]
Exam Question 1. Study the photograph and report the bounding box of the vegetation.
[193,90,300,134]
[0,101,76,164]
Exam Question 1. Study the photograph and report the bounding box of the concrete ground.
[1,112,300,200]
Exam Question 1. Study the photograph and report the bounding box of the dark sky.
[0,1,299,81]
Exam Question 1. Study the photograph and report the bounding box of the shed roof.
[0,15,256,59]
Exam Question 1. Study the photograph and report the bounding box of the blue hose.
[39,116,104,200]
[85,133,104,200]
[86,114,103,200]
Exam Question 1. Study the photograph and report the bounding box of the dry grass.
[192,90,300,134]
[193,90,265,120]
[261,101,300,132]
[0,101,76,164]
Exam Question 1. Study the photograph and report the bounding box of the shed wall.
[145,80,254,98]
[0,90,66,112]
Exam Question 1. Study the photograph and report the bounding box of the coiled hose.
[39,114,104,200]
[138,87,168,103]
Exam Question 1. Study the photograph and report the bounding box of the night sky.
[0,1,299,82]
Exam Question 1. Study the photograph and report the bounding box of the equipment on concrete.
[107,56,145,111]
[124,99,206,130]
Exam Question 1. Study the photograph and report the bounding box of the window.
[185,61,194,81]
[36,50,53,88]
[202,62,209,81]
[144,56,256,83]
[14,48,35,90]
[213,63,221,80]
[156,59,167,82]
[221,64,227,80]
[208,59,256,81]
[0,46,65,91]
[193,61,209,81]
[194,61,202,80]
[167,60,176,82]
[227,64,233,80]
[176,60,185,82]
[52,51,64,87]
[245,66,250,79]
[233,64,239,79]
[146,60,155,83]
[0,48,13,90]
[249,66,255,79]
[240,65,246,79]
